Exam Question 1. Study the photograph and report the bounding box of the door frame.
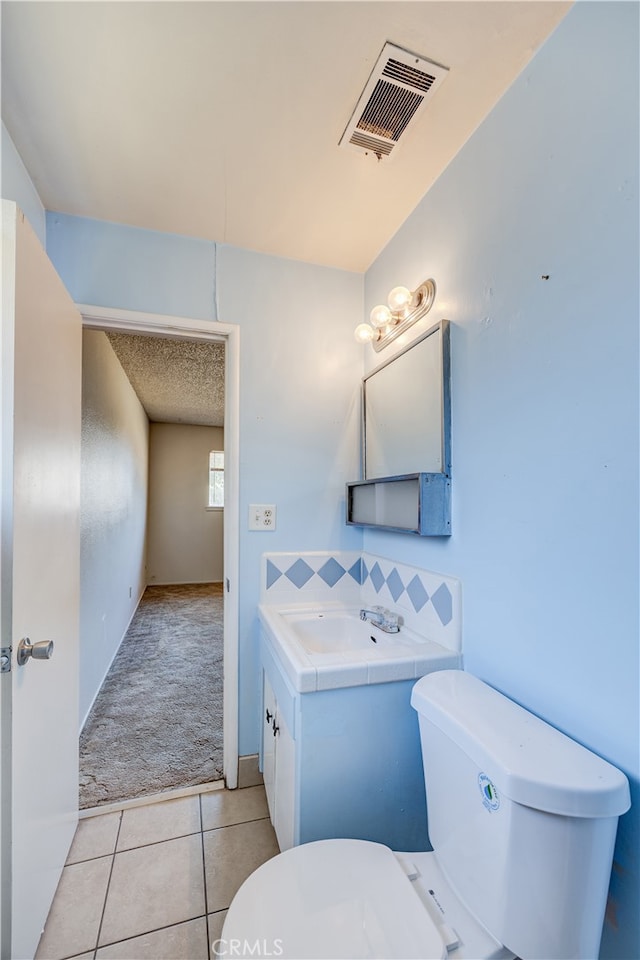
[79,303,240,789]
[0,201,18,960]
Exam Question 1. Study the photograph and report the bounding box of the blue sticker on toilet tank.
[478,773,500,812]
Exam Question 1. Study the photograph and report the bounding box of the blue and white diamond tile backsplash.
[361,553,461,652]
[262,551,461,653]
[262,552,363,605]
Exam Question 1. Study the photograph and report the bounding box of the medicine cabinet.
[346,319,451,536]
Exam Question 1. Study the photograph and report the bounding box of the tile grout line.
[90,914,213,955]
[72,812,271,865]
[202,814,270,836]
[200,793,212,960]
[92,809,124,958]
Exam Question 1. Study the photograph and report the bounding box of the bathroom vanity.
[258,602,460,852]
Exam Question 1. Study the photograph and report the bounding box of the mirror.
[363,320,450,480]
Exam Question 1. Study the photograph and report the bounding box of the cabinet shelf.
[346,472,451,536]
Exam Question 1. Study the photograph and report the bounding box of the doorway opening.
[78,305,239,807]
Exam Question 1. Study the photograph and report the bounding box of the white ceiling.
[1,1,571,273]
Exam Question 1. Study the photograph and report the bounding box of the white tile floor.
[35,786,279,960]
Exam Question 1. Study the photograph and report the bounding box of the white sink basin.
[281,610,407,654]
[259,603,461,693]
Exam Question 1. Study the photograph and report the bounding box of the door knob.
[17,637,54,666]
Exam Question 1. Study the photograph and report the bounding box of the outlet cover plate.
[249,504,276,531]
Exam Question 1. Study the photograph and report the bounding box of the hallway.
[79,584,224,808]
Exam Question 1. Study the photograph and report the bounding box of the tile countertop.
[258,602,461,694]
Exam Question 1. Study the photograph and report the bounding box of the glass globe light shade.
[369,304,393,329]
[354,323,376,344]
[387,286,412,314]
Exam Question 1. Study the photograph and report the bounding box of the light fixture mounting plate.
[372,278,436,352]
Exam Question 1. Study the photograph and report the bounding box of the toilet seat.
[221,838,448,960]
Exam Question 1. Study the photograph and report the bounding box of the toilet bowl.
[221,670,630,960]
[221,837,510,959]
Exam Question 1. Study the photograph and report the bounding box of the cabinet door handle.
[266,709,273,723]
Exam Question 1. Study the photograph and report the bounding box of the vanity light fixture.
[354,278,436,352]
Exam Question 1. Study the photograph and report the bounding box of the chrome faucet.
[359,605,400,633]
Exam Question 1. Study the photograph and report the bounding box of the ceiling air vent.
[339,42,448,160]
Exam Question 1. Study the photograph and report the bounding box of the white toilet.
[221,670,630,959]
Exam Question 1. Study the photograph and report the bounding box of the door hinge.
[226,578,230,593]
[1,645,12,673]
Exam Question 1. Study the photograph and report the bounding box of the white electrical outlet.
[249,504,277,531]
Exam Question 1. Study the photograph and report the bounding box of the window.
[208,450,224,508]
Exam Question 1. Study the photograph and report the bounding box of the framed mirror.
[363,319,450,480]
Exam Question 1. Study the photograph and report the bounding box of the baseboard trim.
[145,580,223,586]
[238,754,263,789]
[79,584,146,732]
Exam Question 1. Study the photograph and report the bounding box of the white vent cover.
[339,42,448,160]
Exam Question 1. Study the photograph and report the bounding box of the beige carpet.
[79,583,224,808]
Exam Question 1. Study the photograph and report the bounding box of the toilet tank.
[411,671,630,960]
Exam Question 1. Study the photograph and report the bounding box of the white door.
[1,201,82,960]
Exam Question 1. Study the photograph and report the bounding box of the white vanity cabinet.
[261,671,295,851]
[259,631,436,854]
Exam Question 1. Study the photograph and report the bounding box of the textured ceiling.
[106,333,225,427]
[1,1,572,272]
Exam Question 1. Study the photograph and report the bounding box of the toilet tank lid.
[411,671,630,818]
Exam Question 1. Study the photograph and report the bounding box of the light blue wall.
[46,217,364,757]
[46,213,218,320]
[1,122,46,246]
[363,4,639,957]
[216,245,365,746]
